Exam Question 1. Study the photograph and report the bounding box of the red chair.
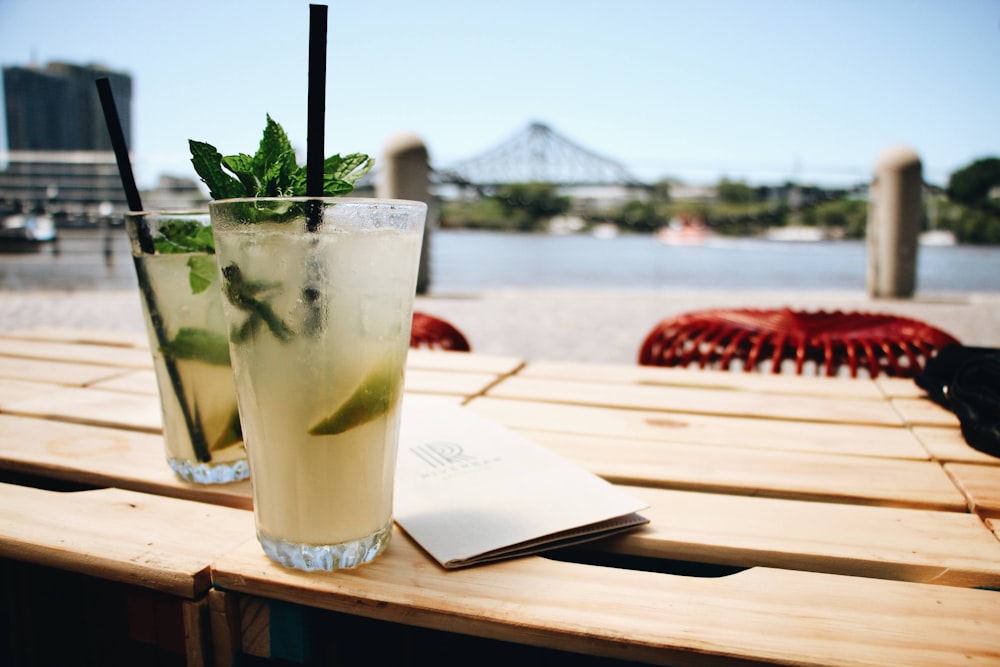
[410,312,471,352]
[638,307,959,378]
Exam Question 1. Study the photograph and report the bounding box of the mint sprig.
[154,219,215,254]
[161,327,232,366]
[151,219,218,294]
[221,263,294,343]
[189,115,373,199]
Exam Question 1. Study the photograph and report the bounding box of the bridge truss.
[433,122,643,192]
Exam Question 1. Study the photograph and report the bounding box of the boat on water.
[764,225,829,242]
[0,207,57,251]
[656,217,710,245]
[919,229,958,246]
[590,222,619,239]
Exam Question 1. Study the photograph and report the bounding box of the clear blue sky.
[1,0,998,189]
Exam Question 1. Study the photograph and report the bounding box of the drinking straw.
[95,77,153,253]
[94,77,212,463]
[95,78,143,214]
[306,3,328,198]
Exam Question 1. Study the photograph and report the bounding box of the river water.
[0,227,997,294]
[430,230,1000,294]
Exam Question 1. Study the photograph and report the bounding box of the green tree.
[492,182,571,232]
[715,178,755,205]
[947,157,1000,209]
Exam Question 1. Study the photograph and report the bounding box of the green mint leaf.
[323,177,356,196]
[259,150,299,197]
[252,115,295,180]
[161,327,232,366]
[289,167,308,196]
[328,153,374,183]
[189,116,372,199]
[154,219,215,254]
[221,263,294,342]
[187,255,217,294]
[308,361,402,435]
[189,140,246,199]
[221,153,258,195]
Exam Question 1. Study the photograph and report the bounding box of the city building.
[0,61,132,223]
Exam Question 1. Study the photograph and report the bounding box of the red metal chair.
[410,312,471,352]
[638,307,959,378]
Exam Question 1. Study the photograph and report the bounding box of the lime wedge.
[308,361,403,436]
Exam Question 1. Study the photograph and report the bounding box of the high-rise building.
[1,61,132,221]
[4,62,132,152]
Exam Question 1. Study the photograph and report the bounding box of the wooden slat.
[467,396,928,459]
[211,529,1000,667]
[1,384,162,432]
[1,326,149,348]
[403,368,500,397]
[519,428,967,511]
[88,364,502,400]
[892,397,960,427]
[877,376,929,399]
[0,336,153,368]
[0,414,252,509]
[90,368,159,395]
[0,355,129,386]
[0,482,253,598]
[406,348,523,375]
[0,398,461,512]
[0,377,61,406]
[946,463,1000,519]
[521,360,886,399]
[487,376,905,426]
[601,486,1000,588]
[913,426,1000,465]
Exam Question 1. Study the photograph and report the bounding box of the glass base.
[168,457,250,484]
[258,520,393,572]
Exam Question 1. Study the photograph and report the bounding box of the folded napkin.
[915,345,1000,457]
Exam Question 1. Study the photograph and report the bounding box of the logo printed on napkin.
[409,441,502,478]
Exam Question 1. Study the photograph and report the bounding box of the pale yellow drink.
[125,211,248,484]
[210,197,425,571]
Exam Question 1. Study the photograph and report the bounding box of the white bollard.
[377,132,432,295]
[867,145,923,299]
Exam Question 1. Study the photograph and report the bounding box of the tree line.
[440,157,1000,244]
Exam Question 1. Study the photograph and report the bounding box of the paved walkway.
[2,288,998,365]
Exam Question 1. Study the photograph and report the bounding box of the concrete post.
[377,132,432,295]
[867,146,923,299]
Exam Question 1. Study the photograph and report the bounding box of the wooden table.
[0,327,998,666]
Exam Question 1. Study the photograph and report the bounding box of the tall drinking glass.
[124,211,249,484]
[209,197,426,571]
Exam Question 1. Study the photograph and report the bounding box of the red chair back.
[638,308,959,378]
[411,312,471,352]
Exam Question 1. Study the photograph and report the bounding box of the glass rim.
[124,210,209,218]
[208,196,426,209]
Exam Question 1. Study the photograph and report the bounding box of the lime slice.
[308,361,403,436]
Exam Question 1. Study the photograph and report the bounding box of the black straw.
[94,77,212,464]
[306,4,328,197]
[95,77,143,212]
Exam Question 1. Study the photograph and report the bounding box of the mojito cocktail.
[125,211,248,484]
[210,197,425,571]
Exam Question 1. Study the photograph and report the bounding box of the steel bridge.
[431,122,645,193]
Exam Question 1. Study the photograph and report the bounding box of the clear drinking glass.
[124,211,249,484]
[209,197,426,571]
